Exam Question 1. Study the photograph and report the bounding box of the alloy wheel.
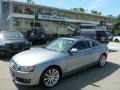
[99,55,106,67]
[43,68,60,87]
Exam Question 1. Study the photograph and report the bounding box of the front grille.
[10,61,18,71]
[9,43,24,52]
[16,77,31,84]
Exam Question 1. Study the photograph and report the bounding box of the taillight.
[93,36,99,40]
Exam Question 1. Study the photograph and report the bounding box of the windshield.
[45,39,74,52]
[2,32,23,39]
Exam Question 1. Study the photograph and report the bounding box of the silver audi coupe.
[9,37,108,87]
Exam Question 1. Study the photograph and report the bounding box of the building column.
[0,0,3,30]
[22,6,25,33]
[9,1,13,31]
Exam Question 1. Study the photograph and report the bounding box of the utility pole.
[0,0,2,30]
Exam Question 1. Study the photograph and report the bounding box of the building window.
[25,6,34,15]
[13,18,23,27]
[37,8,44,14]
[13,5,23,13]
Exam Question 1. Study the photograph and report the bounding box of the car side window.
[72,41,90,50]
[89,41,98,47]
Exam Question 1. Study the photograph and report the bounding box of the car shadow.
[0,54,13,62]
[109,50,119,53]
[16,61,120,90]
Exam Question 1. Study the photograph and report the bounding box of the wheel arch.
[100,53,107,58]
[113,37,120,42]
[43,65,63,76]
[39,64,63,86]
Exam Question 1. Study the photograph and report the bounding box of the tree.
[91,10,102,15]
[107,14,114,18]
[98,12,102,15]
[27,0,32,3]
[27,0,34,4]
[70,8,102,15]
[113,15,120,35]
[71,8,78,11]
[71,7,85,12]
[79,8,85,12]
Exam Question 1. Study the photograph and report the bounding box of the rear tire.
[98,54,106,67]
[40,67,61,88]
[115,39,119,42]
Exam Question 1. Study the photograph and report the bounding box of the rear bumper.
[0,45,30,54]
[98,39,109,43]
[100,41,109,44]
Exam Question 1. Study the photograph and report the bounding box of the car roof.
[58,37,93,42]
[0,31,21,34]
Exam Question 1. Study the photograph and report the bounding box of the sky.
[18,0,120,16]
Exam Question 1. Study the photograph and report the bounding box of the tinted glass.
[72,41,90,50]
[79,31,96,38]
[89,40,98,47]
[96,31,107,37]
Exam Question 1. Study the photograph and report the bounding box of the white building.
[0,0,113,37]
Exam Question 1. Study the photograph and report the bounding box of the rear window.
[96,31,107,37]
[2,32,23,39]
[89,40,99,47]
[79,31,96,38]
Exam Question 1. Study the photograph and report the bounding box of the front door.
[66,41,94,72]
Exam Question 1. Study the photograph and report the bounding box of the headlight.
[0,41,5,46]
[18,66,35,72]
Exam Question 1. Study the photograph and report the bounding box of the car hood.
[12,48,63,66]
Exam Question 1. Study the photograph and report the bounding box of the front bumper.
[9,66,41,85]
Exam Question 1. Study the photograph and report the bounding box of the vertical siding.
[0,0,11,31]
[0,0,2,30]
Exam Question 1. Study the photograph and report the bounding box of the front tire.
[40,67,61,88]
[98,54,106,67]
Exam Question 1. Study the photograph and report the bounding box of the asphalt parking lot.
[0,42,120,90]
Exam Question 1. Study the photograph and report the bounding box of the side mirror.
[70,48,79,54]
